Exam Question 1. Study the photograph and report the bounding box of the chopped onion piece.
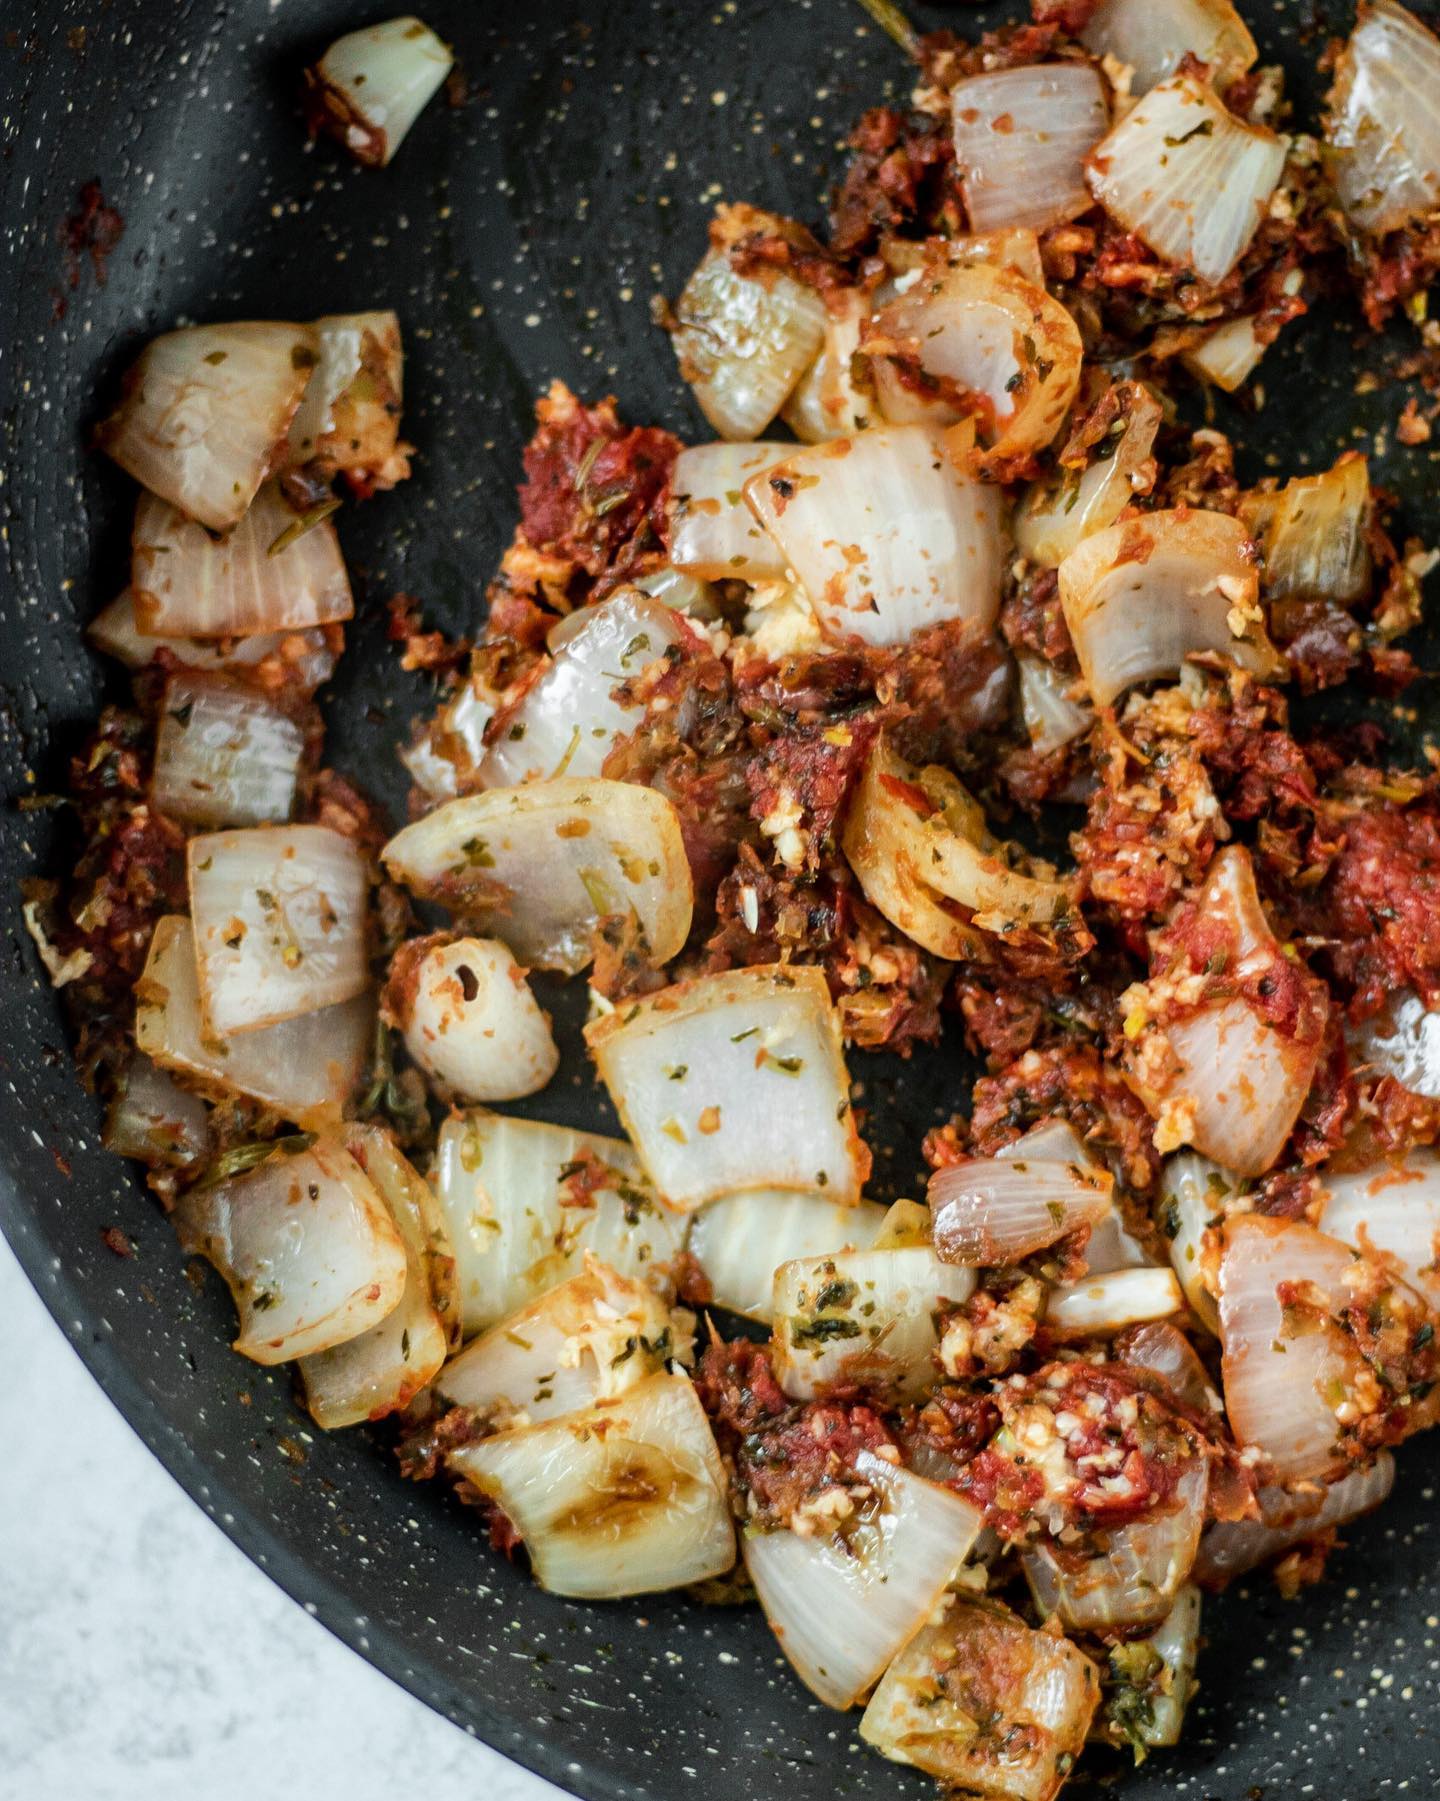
[392,935,557,1103]
[930,1156,1112,1266]
[1325,0,1440,235]
[134,916,371,1129]
[685,1190,887,1323]
[995,1120,1151,1274]
[772,1247,976,1401]
[1183,315,1268,392]
[305,17,453,167]
[865,262,1084,465]
[431,1110,682,1336]
[188,824,370,1035]
[1195,1454,1395,1584]
[586,964,866,1209]
[152,673,305,827]
[1116,1320,1218,1412]
[448,1370,735,1597]
[1317,1150,1440,1309]
[1351,989,1440,1098]
[1156,1152,1233,1333]
[634,563,721,620]
[299,1124,452,1427]
[437,1258,676,1428]
[744,1453,984,1709]
[860,1596,1099,1799]
[381,778,693,974]
[1086,74,1287,284]
[103,1054,211,1168]
[1218,1215,1373,1483]
[1024,1456,1208,1630]
[1059,508,1280,707]
[286,311,408,484]
[346,1120,460,1348]
[669,444,791,580]
[174,1137,407,1365]
[1239,456,1372,605]
[950,64,1109,233]
[670,205,827,439]
[1047,1267,1185,1337]
[1081,0,1257,93]
[89,591,341,691]
[96,322,316,530]
[1097,1586,1202,1753]
[132,484,353,639]
[781,289,872,442]
[399,675,496,800]
[480,591,689,787]
[744,426,1005,647]
[1013,383,1162,569]
[1017,655,1094,754]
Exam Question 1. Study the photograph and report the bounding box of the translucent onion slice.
[392,935,557,1103]
[860,1596,1100,1798]
[399,675,496,800]
[669,443,791,581]
[1182,315,1268,392]
[89,591,341,692]
[188,824,370,1036]
[865,263,1084,465]
[670,204,827,439]
[1116,1320,1218,1412]
[1217,1215,1369,1483]
[306,17,454,167]
[431,1109,682,1336]
[930,1156,1113,1266]
[286,310,407,483]
[743,426,1005,647]
[1155,1151,1234,1333]
[480,591,688,787]
[950,64,1110,233]
[1325,0,1440,235]
[743,1453,984,1710]
[1351,990,1440,1099]
[134,916,372,1129]
[1017,655,1095,754]
[1238,456,1372,605]
[685,1190,888,1323]
[1081,0,1257,93]
[151,673,305,828]
[436,1257,675,1428]
[1086,74,1287,284]
[1194,1454,1395,1584]
[1317,1151,1440,1309]
[585,964,866,1209]
[1013,384,1163,569]
[998,1119,1154,1276]
[1024,1456,1208,1630]
[174,1137,407,1365]
[772,1247,977,1402]
[1097,1585,1202,1752]
[298,1124,452,1427]
[448,1370,735,1597]
[1047,1267,1185,1336]
[131,484,354,639]
[103,1054,212,1168]
[381,778,693,975]
[843,735,1072,941]
[345,1120,460,1348]
[781,289,872,442]
[96,322,317,530]
[1058,508,1280,707]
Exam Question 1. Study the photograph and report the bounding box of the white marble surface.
[0,1231,567,1801]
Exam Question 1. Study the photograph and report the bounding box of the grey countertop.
[0,1230,566,1801]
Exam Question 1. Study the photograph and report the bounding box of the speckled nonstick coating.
[2,1,1439,1794]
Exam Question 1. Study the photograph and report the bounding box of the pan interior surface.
[2,2,1438,1796]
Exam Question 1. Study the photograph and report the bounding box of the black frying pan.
[3,2,1438,1794]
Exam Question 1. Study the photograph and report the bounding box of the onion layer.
[1047,1267,1185,1337]
[781,289,872,442]
[152,673,305,828]
[1239,455,1372,605]
[744,1453,984,1709]
[382,777,693,975]
[743,426,1005,647]
[449,1371,735,1598]
[1156,1152,1233,1333]
[1097,1585,1202,1754]
[306,17,453,167]
[586,964,866,1209]
[1325,0,1440,236]
[669,444,791,581]
[950,64,1109,233]
[1351,989,1440,1099]
[1059,509,1280,708]
[1317,1151,1440,1310]
[1013,382,1162,569]
[930,1155,1112,1266]
[1182,315,1269,392]
[685,1190,888,1323]
[1195,1454,1396,1584]
[1086,74,1287,284]
[88,591,340,693]
[103,1054,211,1168]
[1081,0,1257,94]
[286,311,408,485]
[392,935,558,1103]
[97,322,316,530]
